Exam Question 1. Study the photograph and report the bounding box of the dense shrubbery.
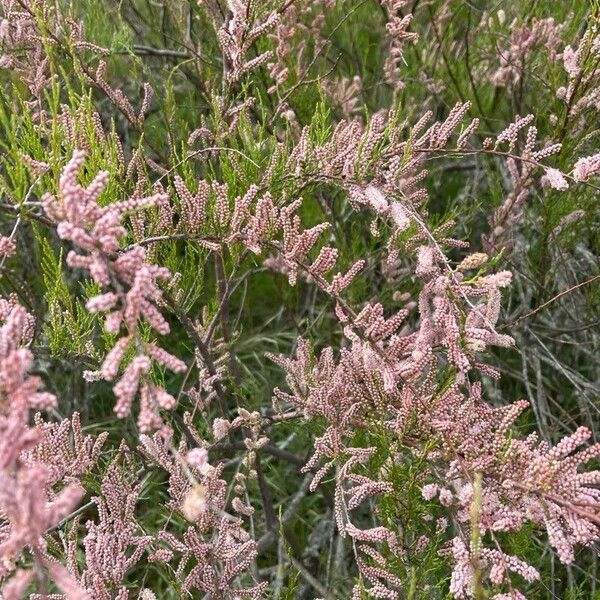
[0,0,599,598]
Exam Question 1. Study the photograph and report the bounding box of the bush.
[0,1,599,598]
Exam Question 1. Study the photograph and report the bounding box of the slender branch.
[163,290,230,417]
[504,274,600,328]
[412,146,600,192]
[221,441,305,467]
[257,473,314,554]
[256,454,278,532]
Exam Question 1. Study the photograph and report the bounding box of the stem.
[214,250,242,387]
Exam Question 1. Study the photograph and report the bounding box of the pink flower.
[573,153,600,182]
[543,167,569,190]
[187,447,209,472]
[212,418,231,442]
[421,483,438,500]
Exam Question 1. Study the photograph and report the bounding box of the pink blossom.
[573,153,600,182]
[543,167,569,190]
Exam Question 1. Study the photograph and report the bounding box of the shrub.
[0,0,599,598]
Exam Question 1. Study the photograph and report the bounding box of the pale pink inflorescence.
[572,153,600,182]
[0,298,104,597]
[268,160,600,596]
[543,167,569,190]
[41,150,186,432]
[140,430,267,598]
[0,235,16,258]
[0,295,53,412]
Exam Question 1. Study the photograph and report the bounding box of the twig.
[257,473,314,554]
[164,290,230,417]
[256,454,278,532]
[270,0,368,123]
[132,44,189,58]
[504,275,600,328]
[287,553,339,600]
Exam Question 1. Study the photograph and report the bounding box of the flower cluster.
[140,430,267,598]
[216,2,279,86]
[0,295,52,413]
[0,299,103,597]
[42,150,186,432]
